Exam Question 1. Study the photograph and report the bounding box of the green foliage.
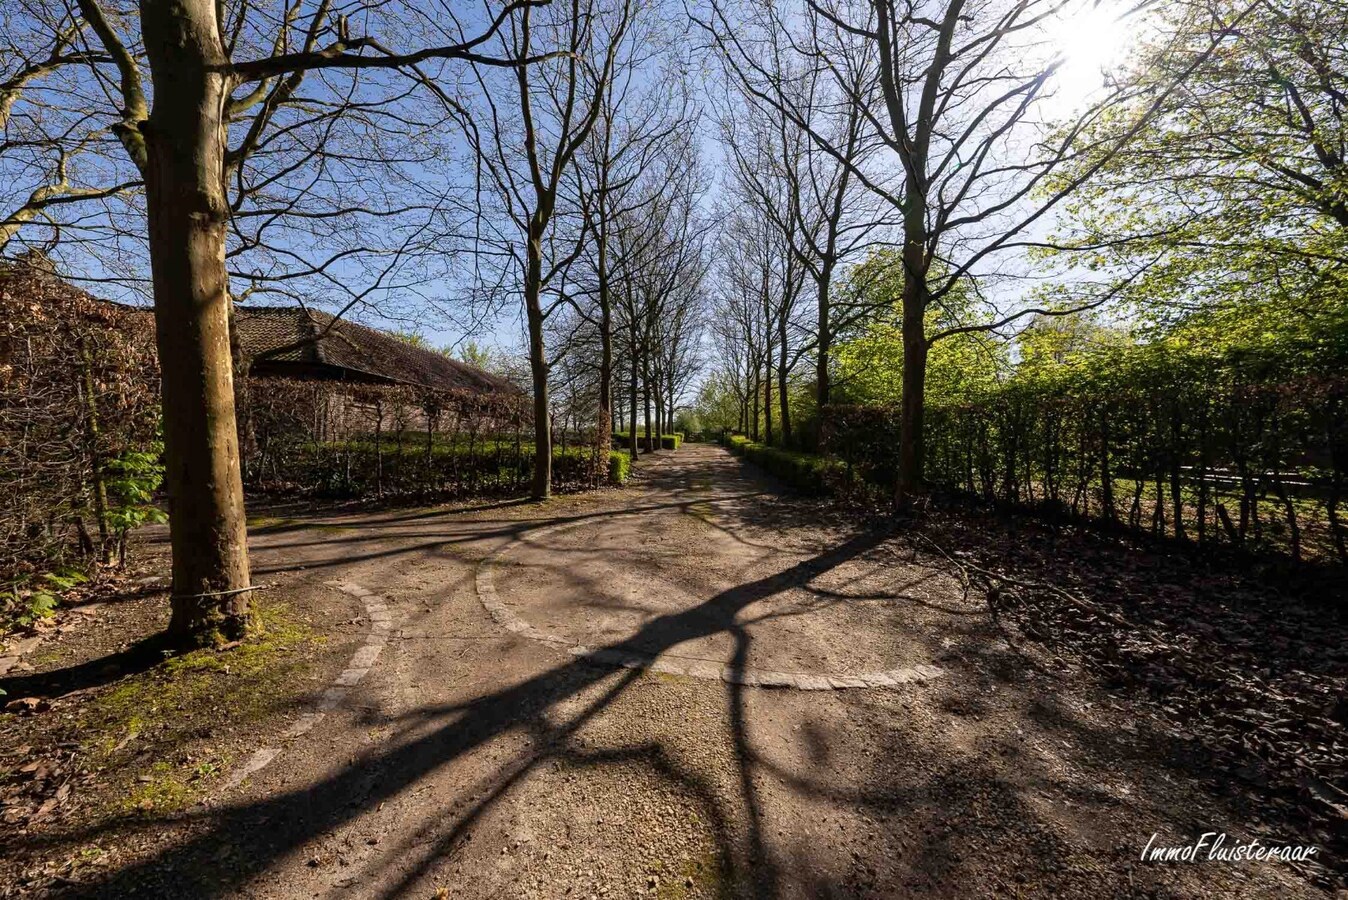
[607,450,631,485]
[23,592,59,623]
[945,312,1346,562]
[1014,313,1131,377]
[391,330,430,348]
[673,410,702,437]
[720,433,842,495]
[103,445,168,534]
[40,568,88,592]
[2,568,88,631]
[455,341,519,380]
[723,433,753,453]
[1051,0,1348,334]
[660,434,682,451]
[832,248,1008,407]
[691,374,743,434]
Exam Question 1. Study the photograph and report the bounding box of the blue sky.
[3,0,1139,366]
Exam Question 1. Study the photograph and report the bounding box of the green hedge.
[818,336,1348,564]
[723,433,753,453]
[248,440,624,499]
[607,450,631,485]
[612,431,683,451]
[720,433,841,495]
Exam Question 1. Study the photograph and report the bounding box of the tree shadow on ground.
[18,446,1342,897]
[43,505,894,898]
[0,633,172,701]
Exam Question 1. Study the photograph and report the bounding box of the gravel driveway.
[44,444,1332,899]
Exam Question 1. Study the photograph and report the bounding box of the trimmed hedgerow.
[719,433,841,495]
[608,450,631,485]
[722,433,752,453]
[612,431,684,451]
[248,440,620,499]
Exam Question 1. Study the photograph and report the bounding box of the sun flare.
[1046,2,1137,111]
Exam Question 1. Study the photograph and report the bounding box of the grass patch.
[124,760,194,812]
[76,602,320,814]
[245,515,299,530]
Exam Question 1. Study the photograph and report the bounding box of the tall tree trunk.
[597,223,612,430]
[750,364,760,442]
[628,320,639,459]
[896,237,929,505]
[525,219,551,499]
[79,343,112,565]
[654,386,664,450]
[763,359,774,446]
[642,358,652,452]
[142,0,253,645]
[777,314,790,446]
[816,262,833,409]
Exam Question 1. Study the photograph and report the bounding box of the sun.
[1044,1,1137,112]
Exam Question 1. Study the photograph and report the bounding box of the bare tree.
[711,15,885,414]
[719,106,809,443]
[698,0,1247,501]
[1,1,139,255]
[606,128,706,455]
[709,201,777,441]
[572,51,693,433]
[617,132,711,458]
[1059,0,1348,320]
[653,270,708,433]
[71,0,547,645]
[457,0,638,498]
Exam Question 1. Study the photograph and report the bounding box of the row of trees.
[3,0,710,646]
[694,0,1346,507]
[11,0,1342,643]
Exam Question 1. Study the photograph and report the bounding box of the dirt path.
[23,445,1336,898]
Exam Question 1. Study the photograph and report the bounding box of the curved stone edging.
[224,581,394,789]
[475,516,945,691]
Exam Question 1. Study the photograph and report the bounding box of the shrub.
[612,431,651,450]
[607,450,631,485]
[722,433,753,453]
[743,444,842,495]
[721,433,841,495]
[246,436,620,500]
[818,404,903,487]
[243,377,630,499]
[819,335,1348,564]
[613,430,682,451]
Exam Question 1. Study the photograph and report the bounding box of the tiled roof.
[236,306,518,395]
